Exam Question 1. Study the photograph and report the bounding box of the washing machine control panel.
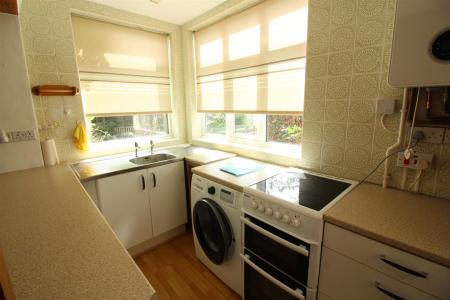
[220,189,234,204]
[192,175,239,208]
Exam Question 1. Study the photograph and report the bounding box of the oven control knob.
[257,204,265,212]
[282,215,291,224]
[265,207,273,216]
[251,200,258,209]
[274,210,281,219]
[292,218,301,228]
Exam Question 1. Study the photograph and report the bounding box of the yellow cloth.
[73,123,88,152]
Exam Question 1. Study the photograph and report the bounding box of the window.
[72,16,172,145]
[195,0,307,150]
[204,113,303,146]
[88,114,169,143]
[204,113,226,135]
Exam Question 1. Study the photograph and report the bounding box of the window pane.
[88,114,169,143]
[234,114,257,137]
[205,113,226,135]
[266,115,303,144]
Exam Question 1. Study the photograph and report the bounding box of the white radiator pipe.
[382,88,409,189]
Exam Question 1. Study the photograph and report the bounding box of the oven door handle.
[241,217,309,257]
[241,254,305,300]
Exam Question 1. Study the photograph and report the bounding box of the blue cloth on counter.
[220,163,264,176]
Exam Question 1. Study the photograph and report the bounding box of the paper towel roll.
[41,139,60,166]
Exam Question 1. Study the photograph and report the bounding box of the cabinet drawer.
[323,223,449,299]
[319,247,439,300]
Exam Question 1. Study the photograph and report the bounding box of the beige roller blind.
[72,16,172,115]
[72,16,169,77]
[195,0,308,114]
[81,81,171,117]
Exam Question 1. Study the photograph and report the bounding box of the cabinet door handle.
[140,175,145,190]
[374,282,405,300]
[379,255,428,278]
[152,172,156,188]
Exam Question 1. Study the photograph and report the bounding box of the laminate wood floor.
[135,232,241,300]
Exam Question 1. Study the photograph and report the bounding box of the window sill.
[193,136,302,162]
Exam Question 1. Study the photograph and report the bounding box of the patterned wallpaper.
[19,0,186,162]
[302,0,450,199]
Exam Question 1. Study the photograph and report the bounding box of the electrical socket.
[9,130,36,142]
[412,127,445,144]
[445,129,450,145]
[396,152,434,169]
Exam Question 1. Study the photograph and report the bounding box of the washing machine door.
[193,198,234,265]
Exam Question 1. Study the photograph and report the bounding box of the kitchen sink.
[129,153,177,165]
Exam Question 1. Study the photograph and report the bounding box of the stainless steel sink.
[129,153,177,165]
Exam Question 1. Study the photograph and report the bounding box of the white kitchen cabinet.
[96,161,187,249]
[319,223,450,300]
[97,169,153,249]
[148,161,187,237]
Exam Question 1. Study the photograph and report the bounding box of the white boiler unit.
[389,0,450,87]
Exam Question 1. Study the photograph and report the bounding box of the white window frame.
[202,113,301,152]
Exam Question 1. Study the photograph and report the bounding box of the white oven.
[241,168,356,300]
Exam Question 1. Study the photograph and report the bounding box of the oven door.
[242,214,311,287]
[242,251,307,300]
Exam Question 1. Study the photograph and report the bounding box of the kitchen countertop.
[0,165,155,299]
[191,156,285,192]
[324,183,450,267]
[72,145,236,182]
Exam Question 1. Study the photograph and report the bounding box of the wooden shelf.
[32,85,79,96]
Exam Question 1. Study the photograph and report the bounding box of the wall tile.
[307,55,328,78]
[326,76,351,99]
[329,26,355,52]
[323,122,346,144]
[331,0,356,26]
[357,0,386,18]
[328,51,353,75]
[29,16,51,35]
[310,0,331,9]
[309,7,330,32]
[322,144,344,165]
[302,142,323,162]
[51,19,72,38]
[302,121,324,142]
[324,100,348,123]
[351,74,379,98]
[355,18,384,47]
[307,32,330,55]
[33,37,55,55]
[35,55,57,72]
[348,99,375,123]
[344,146,371,170]
[353,46,382,73]
[346,123,373,147]
[305,78,327,100]
[320,164,342,177]
[304,101,325,122]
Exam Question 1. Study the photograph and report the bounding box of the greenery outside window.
[88,114,169,143]
[203,113,302,147]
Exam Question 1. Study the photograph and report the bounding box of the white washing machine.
[191,174,243,297]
